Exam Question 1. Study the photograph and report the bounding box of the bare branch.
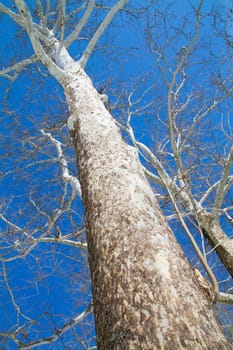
[0,3,24,26]
[18,303,93,350]
[52,0,66,42]
[181,95,231,153]
[38,236,87,249]
[166,0,203,185]
[59,0,66,42]
[124,119,197,212]
[0,56,38,80]
[199,176,233,206]
[41,130,82,197]
[2,262,31,323]
[65,2,86,21]
[79,0,128,68]
[36,0,45,23]
[65,0,95,48]
[163,183,219,303]
[0,210,86,265]
[218,292,233,306]
[14,0,64,81]
[214,146,233,214]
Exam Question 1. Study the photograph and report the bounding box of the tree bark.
[63,63,232,349]
[197,210,233,278]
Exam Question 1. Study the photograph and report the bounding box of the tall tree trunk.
[63,63,232,349]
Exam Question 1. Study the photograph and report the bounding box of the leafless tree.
[0,0,232,349]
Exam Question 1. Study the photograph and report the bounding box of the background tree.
[0,0,232,349]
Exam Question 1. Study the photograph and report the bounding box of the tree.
[0,0,232,349]
[141,0,233,280]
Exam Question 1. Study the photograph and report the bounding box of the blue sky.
[0,0,233,348]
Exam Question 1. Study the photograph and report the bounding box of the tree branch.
[0,56,38,80]
[14,0,64,81]
[2,262,31,323]
[214,146,233,214]
[0,3,24,26]
[41,130,82,197]
[79,0,127,68]
[218,292,233,306]
[166,0,203,202]
[65,0,95,48]
[18,303,93,349]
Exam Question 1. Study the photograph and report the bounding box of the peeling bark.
[63,64,232,349]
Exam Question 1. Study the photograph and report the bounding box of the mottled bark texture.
[63,64,232,350]
[197,211,233,278]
